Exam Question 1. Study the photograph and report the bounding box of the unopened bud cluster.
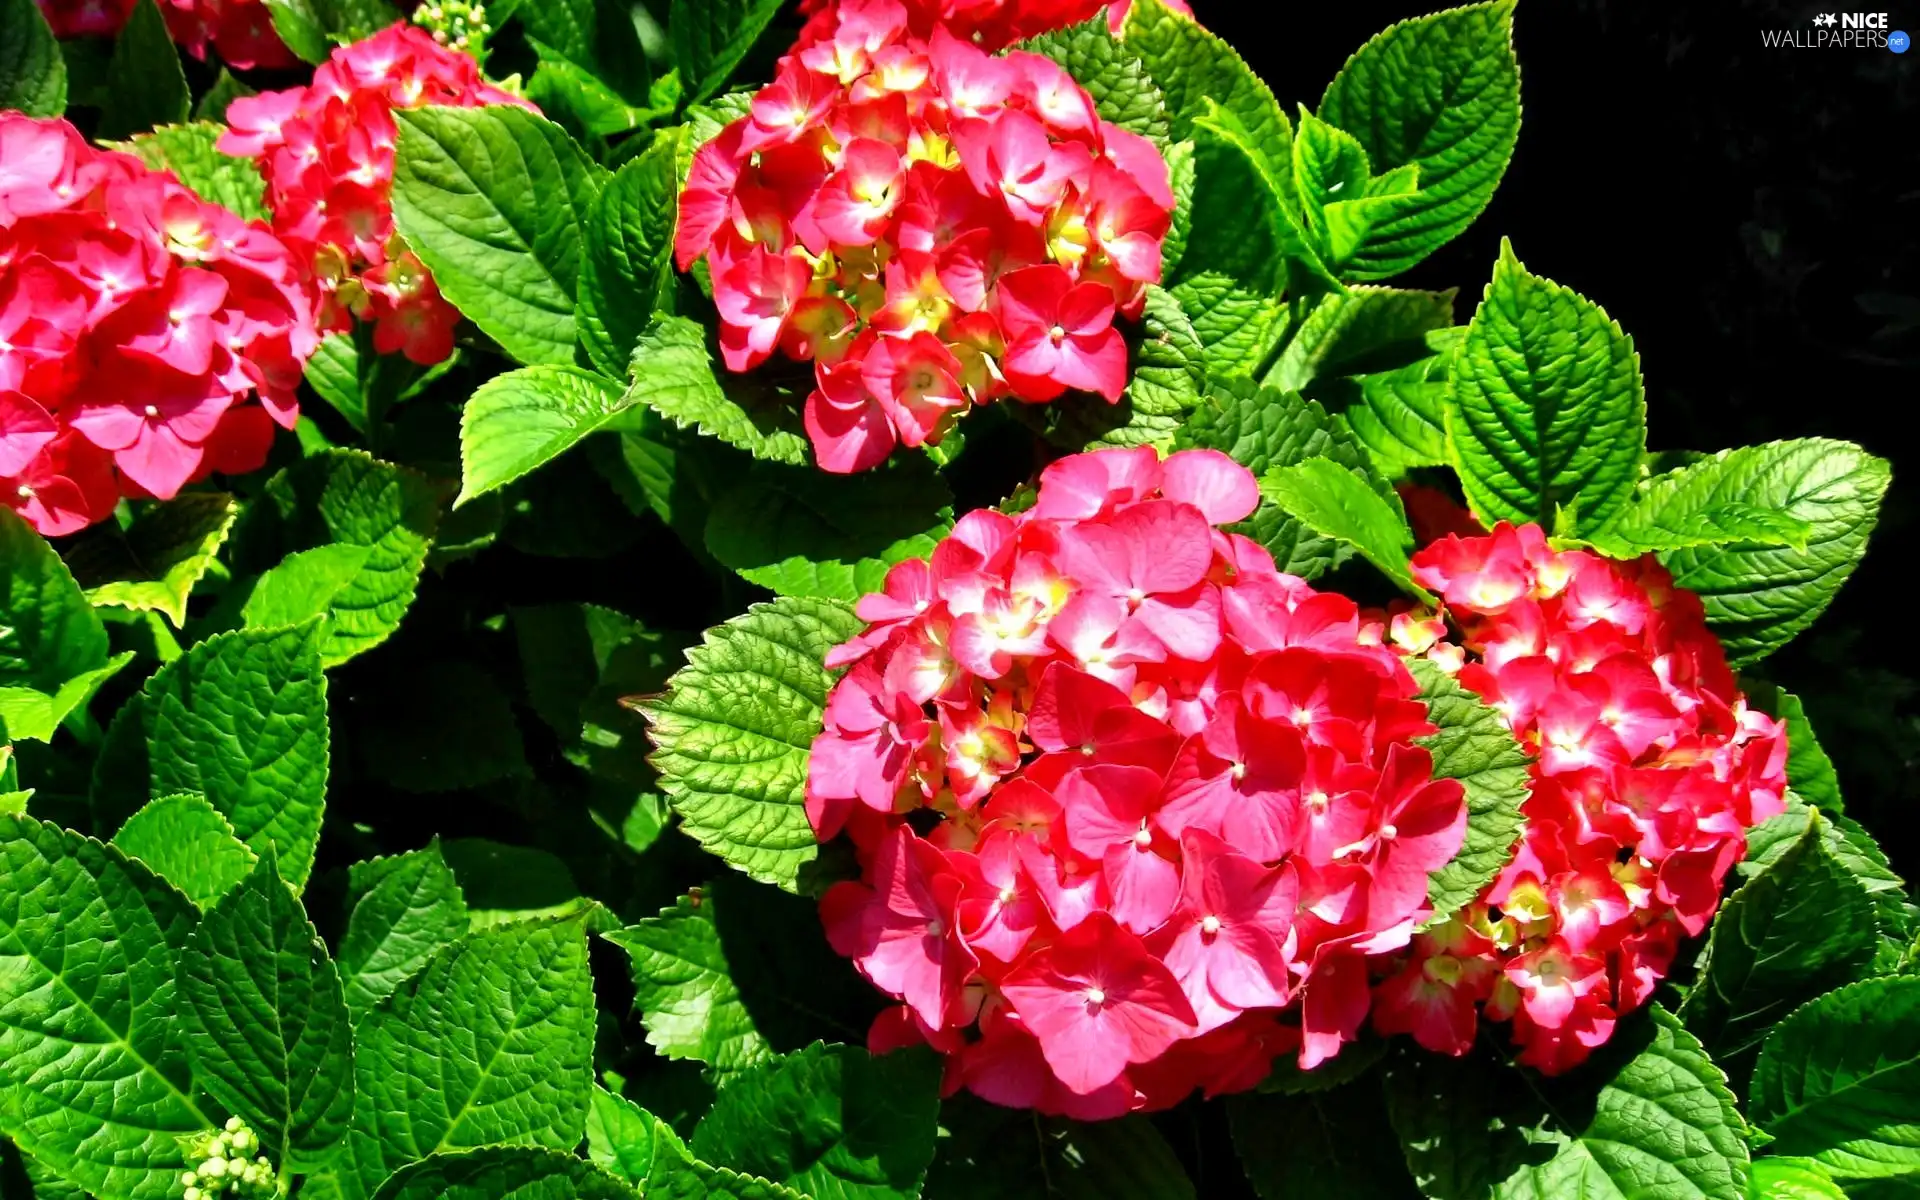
[412,0,492,57]
[180,1118,277,1199]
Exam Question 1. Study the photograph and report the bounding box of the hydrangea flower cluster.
[676,0,1176,474]
[1370,522,1788,1073]
[807,447,1471,1115]
[35,0,293,71]
[218,23,533,366]
[180,1117,276,1199]
[2,114,316,536]
[795,0,1193,51]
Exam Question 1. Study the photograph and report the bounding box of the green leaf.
[510,603,687,852]
[460,366,640,505]
[122,123,269,222]
[704,870,886,1052]
[704,460,952,602]
[1583,441,1834,563]
[670,0,782,103]
[1259,457,1425,596]
[588,1086,663,1186]
[1737,797,1909,961]
[1,507,111,717]
[345,919,597,1191]
[0,815,214,1199]
[1290,110,1425,280]
[111,791,258,910]
[0,0,65,117]
[529,51,655,137]
[925,1098,1196,1200]
[99,0,189,139]
[1256,1031,1390,1095]
[1342,328,1458,474]
[513,603,681,748]
[441,839,592,929]
[1582,507,1813,560]
[1230,1080,1419,1200]
[1446,240,1647,530]
[1681,811,1879,1068]
[1747,1159,1847,1200]
[595,1091,810,1200]
[62,492,238,627]
[1018,16,1168,142]
[1744,686,1842,815]
[691,1043,942,1200]
[1289,110,1373,266]
[371,1146,640,1200]
[590,413,735,559]
[641,597,864,891]
[1160,139,1196,277]
[390,105,602,367]
[1651,440,1890,669]
[625,315,811,465]
[1122,0,1287,158]
[266,0,334,63]
[266,0,398,59]
[337,842,470,1018]
[1387,1006,1749,1200]
[606,891,773,1078]
[1407,657,1533,921]
[1021,285,1206,452]
[145,622,331,888]
[195,67,253,122]
[242,544,374,631]
[15,1149,91,1200]
[1318,0,1521,278]
[354,660,528,793]
[318,0,397,39]
[302,328,458,438]
[1749,976,1920,1180]
[0,653,132,744]
[580,132,680,378]
[1170,378,1376,579]
[518,0,647,101]
[1168,111,1288,376]
[238,449,442,667]
[1165,270,1284,382]
[178,854,355,1169]
[1266,287,1456,393]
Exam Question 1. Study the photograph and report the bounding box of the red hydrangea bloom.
[35,0,294,70]
[807,447,1470,1114]
[678,0,1176,474]
[218,24,533,366]
[796,0,1195,51]
[2,114,315,536]
[1368,519,1788,1073]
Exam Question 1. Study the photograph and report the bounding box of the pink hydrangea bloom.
[796,0,1196,51]
[218,23,535,366]
[2,114,315,535]
[35,0,294,70]
[808,447,1469,1114]
[1368,516,1788,1073]
[678,0,1176,473]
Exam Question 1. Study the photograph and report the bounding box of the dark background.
[1202,0,1920,876]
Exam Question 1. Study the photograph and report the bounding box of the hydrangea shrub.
[0,1,1910,1199]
